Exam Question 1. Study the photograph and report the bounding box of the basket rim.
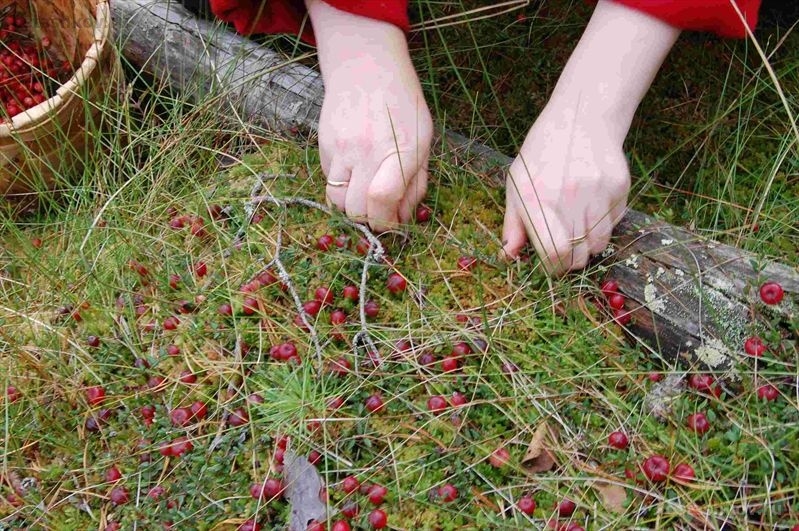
[0,0,112,136]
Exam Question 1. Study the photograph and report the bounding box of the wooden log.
[110,0,798,372]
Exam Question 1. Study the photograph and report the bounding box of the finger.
[366,154,413,232]
[325,159,352,212]
[500,193,528,261]
[398,163,428,225]
[568,240,591,271]
[520,203,572,275]
[585,203,615,256]
[609,199,628,228]
[344,164,370,223]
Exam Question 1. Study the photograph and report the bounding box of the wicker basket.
[0,0,121,197]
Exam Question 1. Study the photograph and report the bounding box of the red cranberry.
[341,475,360,494]
[744,336,767,357]
[109,486,130,505]
[179,371,197,384]
[365,394,384,413]
[489,447,511,468]
[451,341,472,357]
[386,273,407,295]
[687,374,722,398]
[451,392,468,406]
[141,405,156,422]
[327,396,345,410]
[148,375,167,391]
[159,436,193,457]
[419,351,436,366]
[129,259,149,278]
[166,344,180,356]
[342,285,359,302]
[686,412,710,434]
[557,498,576,517]
[600,279,619,297]
[315,286,334,305]
[759,281,784,305]
[613,308,632,326]
[642,455,670,482]
[757,384,779,401]
[86,386,106,406]
[608,431,629,449]
[148,485,166,500]
[367,484,388,505]
[607,293,625,310]
[688,374,721,398]
[237,520,261,531]
[308,449,322,464]
[6,385,21,403]
[341,501,359,518]
[415,203,432,223]
[517,495,536,515]
[672,463,695,481]
[194,261,208,277]
[328,357,351,376]
[228,408,249,427]
[316,234,334,251]
[218,303,233,316]
[162,315,180,331]
[355,238,371,255]
[105,466,122,483]
[170,407,192,427]
[251,478,284,501]
[242,296,260,315]
[364,300,380,318]
[368,508,388,528]
[335,234,350,248]
[330,309,347,326]
[441,355,460,372]
[190,401,208,420]
[331,521,350,531]
[87,335,101,348]
[302,299,322,317]
[438,483,458,503]
[457,255,477,271]
[427,395,449,412]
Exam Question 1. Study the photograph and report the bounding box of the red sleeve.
[209,0,409,44]
[607,0,762,38]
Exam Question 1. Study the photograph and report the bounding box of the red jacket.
[209,0,761,42]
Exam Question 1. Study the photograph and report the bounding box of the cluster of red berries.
[599,279,631,325]
[1,11,70,120]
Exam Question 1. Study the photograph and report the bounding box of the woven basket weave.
[0,0,121,197]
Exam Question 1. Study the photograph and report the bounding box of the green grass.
[1,1,797,529]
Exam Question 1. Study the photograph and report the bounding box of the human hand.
[501,0,680,274]
[307,0,433,232]
[501,104,630,274]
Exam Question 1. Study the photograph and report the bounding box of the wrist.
[305,0,410,77]
[546,0,680,141]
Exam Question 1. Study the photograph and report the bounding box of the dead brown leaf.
[522,421,558,473]
[592,481,628,513]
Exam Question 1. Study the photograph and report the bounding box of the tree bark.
[110,0,797,373]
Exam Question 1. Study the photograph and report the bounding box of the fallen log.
[110,0,797,372]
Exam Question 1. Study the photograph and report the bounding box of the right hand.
[308,1,433,232]
[501,101,631,275]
